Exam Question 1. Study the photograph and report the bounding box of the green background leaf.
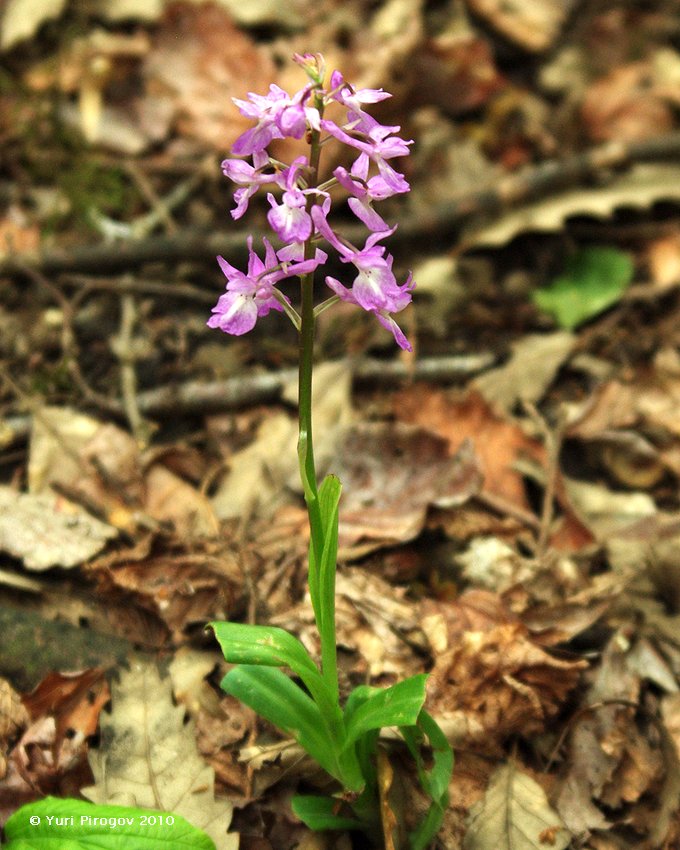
[3,797,215,850]
[532,247,633,329]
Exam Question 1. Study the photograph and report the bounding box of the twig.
[111,290,151,445]
[523,402,568,557]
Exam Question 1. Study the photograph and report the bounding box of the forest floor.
[2,1,680,848]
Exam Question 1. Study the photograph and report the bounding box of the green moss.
[57,157,135,228]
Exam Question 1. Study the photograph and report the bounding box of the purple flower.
[232,84,321,156]
[208,237,324,336]
[334,154,393,231]
[221,150,276,220]
[266,157,313,243]
[321,120,411,195]
[327,70,391,133]
[311,206,414,350]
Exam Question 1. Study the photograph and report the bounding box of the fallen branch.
[0,353,495,448]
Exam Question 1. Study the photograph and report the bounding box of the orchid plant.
[208,54,452,848]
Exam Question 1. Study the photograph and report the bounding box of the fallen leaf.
[0,0,67,51]
[0,679,28,780]
[395,386,541,509]
[464,0,576,52]
[0,486,117,570]
[0,207,40,257]
[88,539,243,640]
[212,361,354,521]
[23,669,109,758]
[334,423,482,552]
[582,62,674,143]
[272,570,427,682]
[83,659,237,850]
[647,231,680,289]
[465,761,571,850]
[473,331,575,412]
[466,164,680,249]
[144,462,218,538]
[142,2,277,150]
[425,599,586,748]
[562,477,656,540]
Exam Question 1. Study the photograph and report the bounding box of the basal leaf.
[291,795,364,832]
[402,710,453,850]
[532,247,633,329]
[209,622,339,722]
[316,475,341,698]
[3,797,215,850]
[343,675,427,748]
[221,665,341,782]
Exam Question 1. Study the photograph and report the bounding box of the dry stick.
[2,132,680,278]
[524,401,568,557]
[113,290,150,445]
[0,353,495,448]
[59,273,217,303]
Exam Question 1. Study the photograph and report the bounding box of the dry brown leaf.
[0,679,28,781]
[0,208,40,257]
[425,600,586,748]
[272,570,426,683]
[472,331,575,413]
[83,659,237,849]
[143,1,277,150]
[22,669,109,751]
[0,486,118,570]
[88,539,243,640]
[647,231,680,289]
[395,386,540,510]
[144,462,218,538]
[582,62,674,143]
[464,0,576,52]
[334,422,482,553]
[464,761,571,850]
[413,32,504,115]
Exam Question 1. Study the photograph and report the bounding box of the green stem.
[298,267,323,564]
[297,90,341,704]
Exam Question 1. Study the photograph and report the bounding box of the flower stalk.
[207,53,453,848]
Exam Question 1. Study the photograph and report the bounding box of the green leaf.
[316,475,341,699]
[3,797,215,850]
[221,665,341,782]
[209,622,339,724]
[291,796,364,832]
[532,247,633,329]
[343,675,428,749]
[401,710,454,850]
